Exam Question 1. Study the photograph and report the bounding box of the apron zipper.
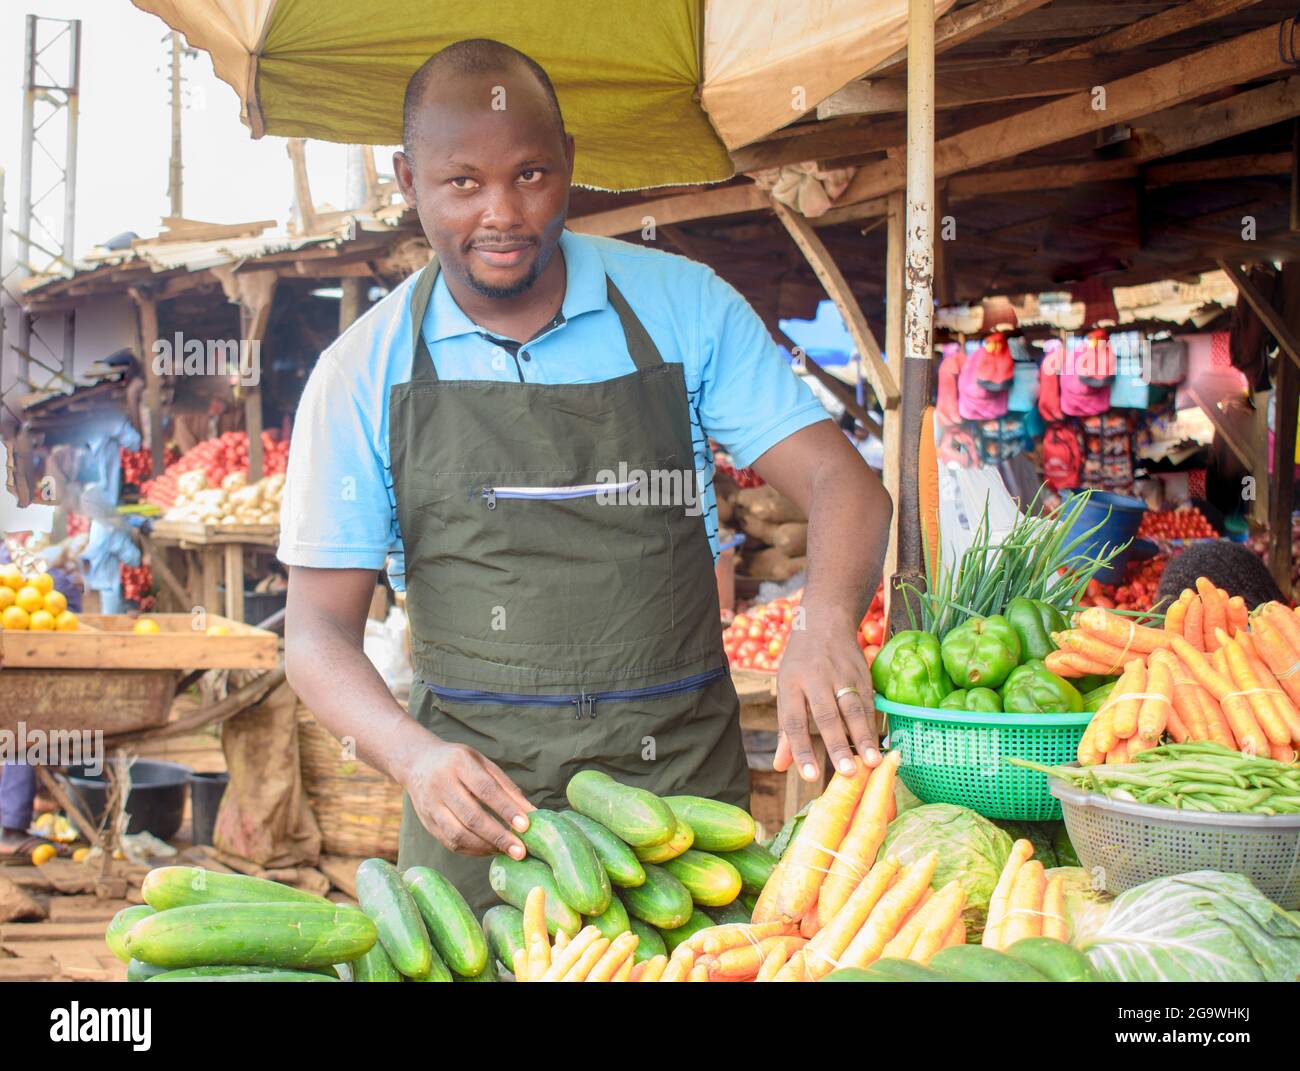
[416,665,727,720]
[481,478,640,510]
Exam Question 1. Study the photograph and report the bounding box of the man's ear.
[393,150,417,207]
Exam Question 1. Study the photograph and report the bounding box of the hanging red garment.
[936,343,963,427]
[1041,423,1082,491]
[1038,339,1065,423]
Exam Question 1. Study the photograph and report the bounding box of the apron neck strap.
[408,259,666,382]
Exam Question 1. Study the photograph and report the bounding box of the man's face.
[395,65,573,299]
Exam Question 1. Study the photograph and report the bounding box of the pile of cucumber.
[821,938,1101,983]
[485,772,779,970]
[105,867,378,982]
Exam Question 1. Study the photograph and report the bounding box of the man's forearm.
[802,461,892,632]
[285,613,431,787]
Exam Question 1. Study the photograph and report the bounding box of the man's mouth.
[471,240,535,269]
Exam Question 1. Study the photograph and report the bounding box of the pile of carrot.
[982,839,1068,950]
[512,886,641,981]
[1068,597,1300,766]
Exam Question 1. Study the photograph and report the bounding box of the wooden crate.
[149,520,279,546]
[0,614,277,671]
[2,668,179,735]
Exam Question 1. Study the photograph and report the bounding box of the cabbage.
[1080,871,1300,982]
[1044,866,1112,946]
[880,804,1012,939]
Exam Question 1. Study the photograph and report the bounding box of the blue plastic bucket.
[1062,490,1146,584]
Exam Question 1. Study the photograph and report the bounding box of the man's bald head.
[402,38,565,155]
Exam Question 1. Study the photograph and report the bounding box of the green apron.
[390,260,749,914]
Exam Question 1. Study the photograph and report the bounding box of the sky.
[0,0,379,270]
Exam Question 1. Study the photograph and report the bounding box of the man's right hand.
[403,739,534,859]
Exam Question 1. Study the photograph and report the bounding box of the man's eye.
[450,177,477,190]
[519,169,543,183]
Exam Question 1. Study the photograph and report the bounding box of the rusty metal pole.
[889,0,936,634]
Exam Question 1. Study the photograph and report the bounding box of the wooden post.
[883,191,905,621]
[1271,262,1300,598]
[890,0,937,634]
[214,267,278,483]
[130,288,165,477]
[339,278,368,332]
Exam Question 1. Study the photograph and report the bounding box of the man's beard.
[462,240,557,299]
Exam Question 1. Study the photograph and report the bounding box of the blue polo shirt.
[278,230,829,589]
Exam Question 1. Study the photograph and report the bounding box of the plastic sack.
[364,605,413,701]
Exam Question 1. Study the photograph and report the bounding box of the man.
[281,39,890,911]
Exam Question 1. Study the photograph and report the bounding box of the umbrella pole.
[888,0,936,634]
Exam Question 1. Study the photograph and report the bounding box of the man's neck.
[445,247,568,342]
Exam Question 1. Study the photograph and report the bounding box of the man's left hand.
[773,613,880,781]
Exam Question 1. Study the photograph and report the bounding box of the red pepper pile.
[1137,507,1216,541]
[65,513,89,537]
[1077,555,1169,612]
[141,432,290,508]
[121,563,153,606]
[723,583,885,673]
[119,446,180,486]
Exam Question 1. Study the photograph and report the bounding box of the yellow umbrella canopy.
[132,0,732,191]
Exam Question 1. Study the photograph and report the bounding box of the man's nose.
[479,184,526,233]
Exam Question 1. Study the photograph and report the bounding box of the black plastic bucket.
[190,771,229,846]
[60,760,191,841]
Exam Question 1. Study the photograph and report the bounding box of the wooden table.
[145,521,279,623]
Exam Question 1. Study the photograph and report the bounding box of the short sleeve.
[277,355,396,573]
[695,270,831,468]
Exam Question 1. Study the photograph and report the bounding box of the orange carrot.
[1110,660,1146,739]
[1137,657,1173,741]
[1164,593,1189,637]
[1196,578,1227,646]
[1165,704,1189,743]
[1183,597,1205,652]
[540,924,602,981]
[708,935,806,981]
[1227,596,1249,635]
[1076,608,1171,653]
[799,907,820,939]
[1199,690,1237,750]
[585,932,639,982]
[523,885,550,981]
[697,921,796,955]
[1223,636,1291,747]
[838,852,940,969]
[1264,602,1300,658]
[942,920,967,949]
[750,854,787,923]
[996,860,1047,950]
[1077,715,1106,765]
[637,955,667,982]
[561,936,610,981]
[755,942,790,982]
[803,856,902,980]
[1169,636,1234,701]
[1170,683,1206,742]
[1107,737,1131,763]
[983,839,1034,949]
[1271,744,1298,764]
[772,948,808,981]
[511,948,529,982]
[878,887,936,961]
[816,750,900,927]
[1046,650,1115,678]
[776,760,870,922]
[1040,875,1068,943]
[687,962,709,982]
[1251,616,1300,712]
[906,882,968,965]
[612,955,635,982]
[1127,733,1157,757]
[1091,704,1118,756]
[658,956,690,983]
[1242,644,1300,744]
[1054,631,1131,670]
[628,960,647,983]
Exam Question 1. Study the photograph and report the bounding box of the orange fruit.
[1,605,30,630]
[132,618,161,634]
[55,610,79,631]
[15,586,43,614]
[72,847,91,863]
[43,590,67,616]
[29,572,53,595]
[28,609,55,631]
[31,843,57,866]
[0,586,13,611]
[206,625,231,636]
[0,564,22,590]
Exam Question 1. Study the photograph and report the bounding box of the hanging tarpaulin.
[700,0,955,150]
[131,0,734,191]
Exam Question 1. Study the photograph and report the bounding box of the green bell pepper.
[1006,597,1067,662]
[939,615,1021,690]
[941,687,1003,713]
[1000,659,1084,714]
[871,630,952,708]
[1082,682,1116,713]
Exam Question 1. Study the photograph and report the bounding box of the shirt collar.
[421,229,607,344]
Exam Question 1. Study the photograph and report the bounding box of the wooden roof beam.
[1218,258,1300,373]
[568,184,770,238]
[835,21,1298,209]
[865,0,1054,78]
[1032,0,1263,64]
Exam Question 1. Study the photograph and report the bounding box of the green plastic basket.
[876,697,1092,821]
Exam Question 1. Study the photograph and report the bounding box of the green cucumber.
[488,855,582,937]
[560,810,646,887]
[634,818,694,864]
[820,967,877,981]
[456,955,499,982]
[148,965,339,982]
[625,913,668,963]
[858,958,949,982]
[566,770,677,848]
[126,902,376,970]
[716,843,778,896]
[705,901,752,926]
[663,796,755,851]
[658,907,713,953]
[927,944,1049,982]
[740,892,758,915]
[407,946,453,982]
[403,866,489,977]
[140,866,329,911]
[584,892,631,940]
[351,939,403,982]
[355,858,433,978]
[126,958,168,982]
[1004,937,1098,982]
[519,809,611,915]
[662,850,742,908]
[482,905,527,972]
[106,905,156,964]
[622,863,692,930]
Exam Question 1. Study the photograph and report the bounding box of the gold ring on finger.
[834,686,861,701]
